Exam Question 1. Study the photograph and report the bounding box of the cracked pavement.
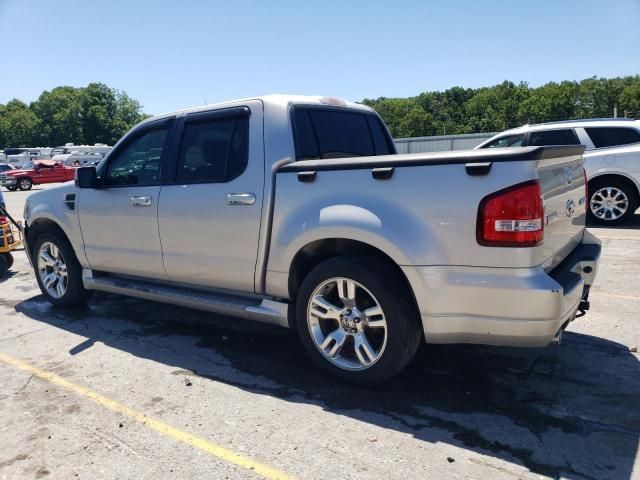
[0,186,639,479]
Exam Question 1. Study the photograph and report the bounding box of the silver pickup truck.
[23,95,601,384]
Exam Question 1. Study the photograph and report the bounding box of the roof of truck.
[139,94,374,126]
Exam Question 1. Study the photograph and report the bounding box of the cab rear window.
[293,108,394,160]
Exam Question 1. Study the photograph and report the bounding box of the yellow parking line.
[0,352,293,480]
[590,291,640,301]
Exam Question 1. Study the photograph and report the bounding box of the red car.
[0,160,76,191]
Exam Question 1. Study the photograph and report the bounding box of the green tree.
[0,99,39,146]
[80,82,118,144]
[31,86,83,146]
[518,81,579,124]
[618,82,640,118]
[464,81,529,132]
[111,91,149,143]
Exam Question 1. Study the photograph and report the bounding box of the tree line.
[0,83,150,149]
[1,76,638,148]
[363,76,640,138]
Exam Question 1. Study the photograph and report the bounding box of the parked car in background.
[53,151,108,166]
[0,160,76,191]
[22,95,600,384]
[4,147,52,167]
[477,119,640,225]
[50,143,112,158]
[0,164,16,174]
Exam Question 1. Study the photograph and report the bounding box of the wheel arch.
[26,217,69,257]
[588,172,640,203]
[286,238,422,332]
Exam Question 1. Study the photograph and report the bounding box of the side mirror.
[75,166,98,189]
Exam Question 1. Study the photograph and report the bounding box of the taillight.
[477,180,544,247]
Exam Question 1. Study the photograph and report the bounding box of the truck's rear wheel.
[295,256,422,385]
[18,178,32,191]
[33,231,92,307]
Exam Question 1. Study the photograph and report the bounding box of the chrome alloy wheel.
[37,241,68,299]
[590,187,629,221]
[307,277,388,371]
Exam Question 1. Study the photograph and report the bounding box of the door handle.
[131,195,152,207]
[226,193,256,206]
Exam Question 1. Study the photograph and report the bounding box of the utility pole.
[614,106,618,118]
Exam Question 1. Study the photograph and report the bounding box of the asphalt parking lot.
[1,185,639,480]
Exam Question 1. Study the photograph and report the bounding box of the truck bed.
[270,145,587,275]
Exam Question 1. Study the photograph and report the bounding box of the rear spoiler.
[278,145,586,173]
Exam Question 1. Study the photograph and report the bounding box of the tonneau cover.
[279,145,585,173]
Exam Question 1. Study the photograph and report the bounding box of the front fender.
[25,186,88,267]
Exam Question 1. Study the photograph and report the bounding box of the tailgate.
[537,146,587,271]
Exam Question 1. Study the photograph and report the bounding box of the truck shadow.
[15,293,640,480]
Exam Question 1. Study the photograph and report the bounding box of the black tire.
[32,230,93,307]
[18,178,32,191]
[6,186,17,192]
[588,178,639,226]
[0,254,7,277]
[295,256,422,385]
[2,252,13,270]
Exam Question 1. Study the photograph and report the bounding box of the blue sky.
[1,0,638,115]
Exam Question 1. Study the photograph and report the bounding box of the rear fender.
[268,198,444,276]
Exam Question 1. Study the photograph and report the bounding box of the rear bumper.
[403,230,601,347]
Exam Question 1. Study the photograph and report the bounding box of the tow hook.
[576,299,590,318]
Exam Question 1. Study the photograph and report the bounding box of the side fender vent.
[64,193,76,211]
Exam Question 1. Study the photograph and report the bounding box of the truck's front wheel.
[18,178,32,191]
[33,231,92,307]
[295,256,422,385]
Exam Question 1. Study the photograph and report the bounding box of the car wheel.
[295,256,422,385]
[588,179,638,226]
[33,231,93,307]
[18,178,32,191]
[6,186,17,192]
[0,254,7,276]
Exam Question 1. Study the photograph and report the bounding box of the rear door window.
[584,127,640,148]
[293,108,393,160]
[528,129,580,146]
[177,115,249,184]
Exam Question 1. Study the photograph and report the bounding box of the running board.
[82,270,289,328]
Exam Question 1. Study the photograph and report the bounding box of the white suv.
[477,119,640,225]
